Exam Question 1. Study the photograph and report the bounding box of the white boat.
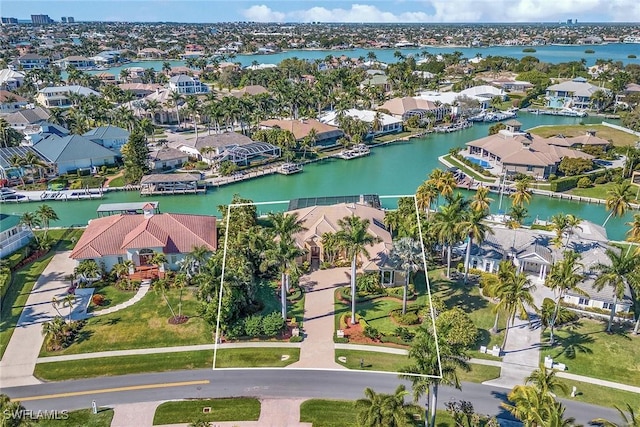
[277,163,303,175]
[336,144,371,160]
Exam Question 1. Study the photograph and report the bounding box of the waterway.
[2,113,636,240]
[88,43,640,78]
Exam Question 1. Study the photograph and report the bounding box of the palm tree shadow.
[551,329,595,360]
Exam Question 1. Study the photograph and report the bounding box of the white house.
[0,90,28,114]
[318,108,402,137]
[0,213,33,259]
[545,77,606,110]
[0,69,25,91]
[36,85,100,109]
[168,75,208,95]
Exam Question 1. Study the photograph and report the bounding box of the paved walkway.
[86,281,150,318]
[288,268,349,370]
[111,398,312,427]
[0,251,76,388]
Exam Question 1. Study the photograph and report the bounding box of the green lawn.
[153,398,260,425]
[529,124,638,146]
[35,348,300,380]
[568,179,638,202]
[39,289,212,356]
[300,399,458,427]
[334,349,500,383]
[540,319,640,386]
[107,176,125,187]
[0,252,55,359]
[46,228,85,251]
[37,408,113,427]
[555,378,640,409]
[87,284,136,312]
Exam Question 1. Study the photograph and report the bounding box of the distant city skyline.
[3,0,640,24]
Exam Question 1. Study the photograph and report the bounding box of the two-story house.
[83,125,130,154]
[168,75,208,95]
[9,54,49,71]
[0,214,34,259]
[35,85,100,108]
[545,77,606,110]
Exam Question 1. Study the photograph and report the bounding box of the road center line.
[13,380,210,402]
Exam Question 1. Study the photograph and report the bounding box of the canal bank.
[2,113,637,240]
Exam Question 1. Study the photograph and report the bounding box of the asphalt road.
[1,368,621,423]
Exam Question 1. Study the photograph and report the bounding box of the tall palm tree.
[35,204,58,239]
[525,362,569,398]
[564,214,582,246]
[603,181,633,226]
[503,384,574,426]
[20,212,41,244]
[261,238,305,320]
[400,327,470,427]
[496,271,536,349]
[355,385,418,427]
[415,180,438,219]
[470,185,493,213]
[592,248,639,332]
[625,213,640,255]
[389,237,422,314]
[267,212,306,242]
[550,213,569,248]
[168,90,184,127]
[511,176,532,207]
[432,202,463,278]
[458,209,493,284]
[182,245,213,277]
[336,216,381,325]
[592,403,639,427]
[544,250,585,345]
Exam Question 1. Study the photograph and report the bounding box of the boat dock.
[0,189,105,203]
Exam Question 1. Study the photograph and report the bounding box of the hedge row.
[0,267,11,303]
[549,169,608,192]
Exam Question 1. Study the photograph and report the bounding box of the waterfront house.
[459,85,506,101]
[465,120,593,179]
[118,83,163,98]
[0,69,25,91]
[57,55,96,70]
[545,77,606,110]
[36,85,100,109]
[83,125,130,153]
[168,75,208,95]
[32,134,117,174]
[0,91,28,114]
[319,109,402,137]
[9,54,49,71]
[379,96,449,122]
[4,107,50,130]
[0,214,33,259]
[179,131,280,166]
[259,118,344,148]
[69,208,217,275]
[148,147,189,171]
[23,122,70,145]
[287,202,405,287]
[137,48,167,59]
[0,146,52,182]
[466,221,633,314]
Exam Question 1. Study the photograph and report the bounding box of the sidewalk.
[287,268,349,370]
[0,251,75,388]
[111,398,312,427]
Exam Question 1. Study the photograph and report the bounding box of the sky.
[4,0,640,24]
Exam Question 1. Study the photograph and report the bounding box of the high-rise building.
[61,17,67,23]
[67,17,74,23]
[1,17,18,24]
[31,14,53,24]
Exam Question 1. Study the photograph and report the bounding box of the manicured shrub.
[91,294,105,306]
[577,177,593,188]
[262,312,284,337]
[363,326,381,340]
[244,315,263,337]
[594,176,608,185]
[394,327,415,342]
[392,310,420,325]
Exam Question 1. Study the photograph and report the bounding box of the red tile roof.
[70,213,216,259]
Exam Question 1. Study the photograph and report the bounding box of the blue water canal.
[2,113,637,240]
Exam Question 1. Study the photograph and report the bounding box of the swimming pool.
[466,157,491,168]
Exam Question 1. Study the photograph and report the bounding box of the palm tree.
[564,214,582,246]
[153,277,178,320]
[112,260,133,280]
[336,216,381,325]
[182,245,213,277]
[267,212,306,242]
[63,293,76,323]
[35,204,58,239]
[355,385,418,427]
[416,180,438,219]
[496,271,536,349]
[544,250,585,345]
[400,327,470,427]
[261,238,305,320]
[389,238,422,314]
[525,362,569,397]
[603,181,633,226]
[75,259,101,284]
[432,202,463,278]
[592,248,639,332]
[168,91,184,127]
[511,176,532,207]
[503,384,574,426]
[626,214,640,255]
[470,185,493,212]
[458,209,493,284]
[592,403,639,427]
[20,211,41,244]
[8,154,26,186]
[550,213,569,248]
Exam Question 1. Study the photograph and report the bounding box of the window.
[472,260,478,269]
[484,262,491,272]
[170,255,177,264]
[117,256,124,264]
[578,298,589,305]
[382,270,393,285]
[602,302,614,310]
[527,165,533,172]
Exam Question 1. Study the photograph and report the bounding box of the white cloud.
[241,1,635,23]
[241,5,286,22]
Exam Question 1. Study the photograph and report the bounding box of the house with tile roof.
[70,208,217,274]
[287,202,405,287]
[32,134,117,174]
[379,96,449,122]
[319,108,402,137]
[259,118,344,147]
[465,120,593,179]
[465,221,633,314]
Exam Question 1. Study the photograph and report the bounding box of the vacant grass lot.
[37,408,114,427]
[35,347,300,380]
[569,179,638,202]
[530,124,638,146]
[300,399,454,427]
[540,319,640,386]
[39,289,211,356]
[334,349,500,383]
[555,378,640,409]
[153,398,260,425]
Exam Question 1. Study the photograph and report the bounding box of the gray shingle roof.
[83,125,130,141]
[32,134,117,163]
